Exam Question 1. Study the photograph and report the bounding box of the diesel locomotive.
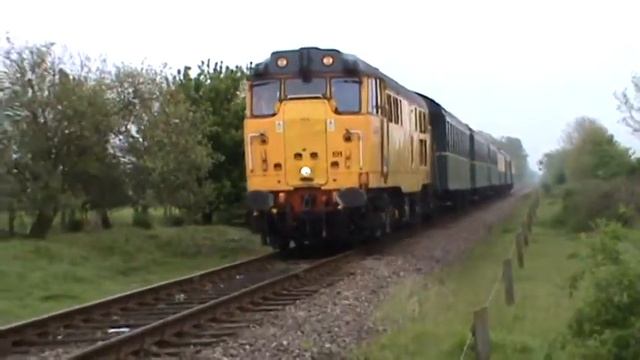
[243,47,514,250]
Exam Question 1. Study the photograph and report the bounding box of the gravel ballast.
[200,190,529,359]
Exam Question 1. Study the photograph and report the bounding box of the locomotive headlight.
[322,55,334,66]
[300,166,312,177]
[276,56,288,68]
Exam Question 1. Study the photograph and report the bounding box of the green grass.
[0,223,267,326]
[353,194,590,360]
[0,207,178,236]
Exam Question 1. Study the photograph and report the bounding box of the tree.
[0,39,68,237]
[174,61,247,223]
[0,38,127,237]
[496,136,532,183]
[110,64,163,223]
[540,148,569,186]
[143,85,213,220]
[54,68,128,230]
[562,117,634,181]
[615,74,640,137]
[113,63,217,225]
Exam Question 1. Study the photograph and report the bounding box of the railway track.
[0,251,343,359]
[68,251,354,359]
[0,194,524,359]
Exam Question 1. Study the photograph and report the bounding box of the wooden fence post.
[473,306,491,360]
[515,234,524,269]
[502,259,515,306]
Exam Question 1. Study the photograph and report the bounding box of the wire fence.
[458,189,540,360]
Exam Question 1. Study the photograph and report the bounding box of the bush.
[65,218,85,232]
[164,214,186,227]
[62,210,85,232]
[132,210,153,229]
[556,177,640,231]
[561,220,640,359]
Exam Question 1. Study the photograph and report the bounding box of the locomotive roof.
[250,47,511,160]
[251,47,427,106]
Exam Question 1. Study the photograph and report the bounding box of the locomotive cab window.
[331,77,361,113]
[251,80,280,117]
[285,78,327,99]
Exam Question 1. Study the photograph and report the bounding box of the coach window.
[453,130,457,154]
[454,130,458,155]
[331,78,361,113]
[451,126,456,153]
[251,79,280,117]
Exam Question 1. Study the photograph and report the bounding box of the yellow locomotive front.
[244,47,384,250]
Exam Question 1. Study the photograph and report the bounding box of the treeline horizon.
[0,38,533,238]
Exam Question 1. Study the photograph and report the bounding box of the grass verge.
[353,194,590,359]
[0,224,267,326]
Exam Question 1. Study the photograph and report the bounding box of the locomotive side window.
[251,80,280,117]
[285,78,327,98]
[419,139,428,166]
[368,78,377,114]
[332,77,361,113]
[391,96,396,124]
[376,79,383,116]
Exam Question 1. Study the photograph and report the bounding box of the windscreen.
[251,80,280,116]
[285,78,327,98]
[331,77,361,113]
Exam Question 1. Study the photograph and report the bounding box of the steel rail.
[0,251,280,357]
[68,250,355,359]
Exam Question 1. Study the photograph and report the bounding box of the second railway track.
[0,251,335,359]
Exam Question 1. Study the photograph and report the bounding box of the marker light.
[300,166,312,177]
[276,57,288,68]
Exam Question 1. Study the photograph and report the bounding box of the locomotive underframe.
[247,186,439,251]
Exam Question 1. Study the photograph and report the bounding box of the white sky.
[3,0,640,170]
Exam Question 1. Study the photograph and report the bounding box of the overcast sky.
[3,0,640,169]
